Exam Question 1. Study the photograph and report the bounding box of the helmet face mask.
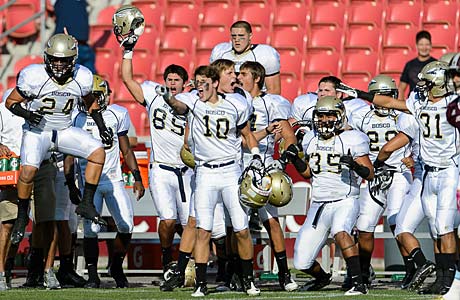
[112,5,145,46]
[313,96,345,139]
[238,167,272,209]
[417,61,449,98]
[44,34,78,84]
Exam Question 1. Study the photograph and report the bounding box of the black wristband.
[352,163,370,179]
[373,158,385,169]
[357,90,375,102]
[265,127,272,135]
[9,102,32,120]
[132,169,142,182]
[291,155,308,173]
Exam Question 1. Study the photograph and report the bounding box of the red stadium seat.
[155,49,193,78]
[165,1,201,31]
[13,55,42,74]
[279,49,303,79]
[271,24,306,52]
[201,1,236,26]
[345,25,381,52]
[132,0,164,31]
[116,102,149,136]
[273,1,308,28]
[115,75,145,102]
[5,4,39,39]
[383,25,418,52]
[380,48,414,75]
[130,49,154,80]
[423,24,457,52]
[303,73,326,94]
[304,50,340,77]
[195,49,212,68]
[310,0,346,28]
[251,25,270,44]
[135,25,159,55]
[348,0,384,28]
[161,25,196,54]
[423,1,458,26]
[341,50,378,81]
[308,25,344,52]
[197,25,228,50]
[97,5,121,25]
[95,49,119,85]
[280,74,301,102]
[340,73,371,91]
[237,1,273,30]
[385,0,421,28]
[89,24,120,51]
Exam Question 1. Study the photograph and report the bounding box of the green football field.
[0,284,440,300]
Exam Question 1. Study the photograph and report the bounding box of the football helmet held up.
[239,166,272,209]
[417,61,449,98]
[313,96,346,139]
[44,33,78,84]
[368,75,398,116]
[112,5,145,47]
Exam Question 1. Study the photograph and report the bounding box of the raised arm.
[121,55,145,105]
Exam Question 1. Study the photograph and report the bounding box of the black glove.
[66,182,82,205]
[100,127,113,148]
[248,154,263,170]
[339,151,355,169]
[336,83,375,102]
[29,112,44,126]
[8,103,43,125]
[285,144,300,160]
[123,39,137,51]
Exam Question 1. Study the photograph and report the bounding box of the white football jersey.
[141,81,186,166]
[73,104,130,183]
[302,130,370,202]
[290,93,369,129]
[210,42,280,76]
[243,93,290,161]
[351,108,410,172]
[175,92,251,163]
[17,64,92,132]
[405,92,460,168]
[397,112,423,179]
[0,101,24,155]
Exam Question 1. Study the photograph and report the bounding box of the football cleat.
[408,261,436,292]
[345,283,368,296]
[44,269,61,290]
[191,281,209,297]
[401,269,416,290]
[0,273,7,291]
[242,276,260,296]
[10,214,28,245]
[56,268,87,288]
[299,273,332,291]
[160,270,184,291]
[279,272,299,292]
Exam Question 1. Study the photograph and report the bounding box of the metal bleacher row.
[3,0,460,136]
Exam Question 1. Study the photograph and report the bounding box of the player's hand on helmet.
[285,144,300,161]
[122,38,138,51]
[339,149,355,169]
[267,159,285,172]
[100,127,114,148]
[248,154,263,170]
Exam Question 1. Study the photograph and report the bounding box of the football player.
[289,96,373,295]
[339,61,458,293]
[237,61,298,291]
[116,5,193,277]
[210,21,281,94]
[71,75,145,288]
[5,33,112,245]
[350,75,413,287]
[156,65,262,297]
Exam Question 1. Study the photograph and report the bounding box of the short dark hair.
[163,64,188,82]
[194,65,219,82]
[210,59,235,75]
[230,20,252,34]
[318,76,342,89]
[416,30,431,43]
[240,61,265,90]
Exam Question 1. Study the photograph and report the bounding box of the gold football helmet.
[417,61,449,98]
[439,52,457,64]
[180,145,195,169]
[44,33,78,83]
[368,74,398,116]
[239,167,272,209]
[267,171,293,207]
[112,5,145,46]
[93,75,111,110]
[313,96,346,139]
